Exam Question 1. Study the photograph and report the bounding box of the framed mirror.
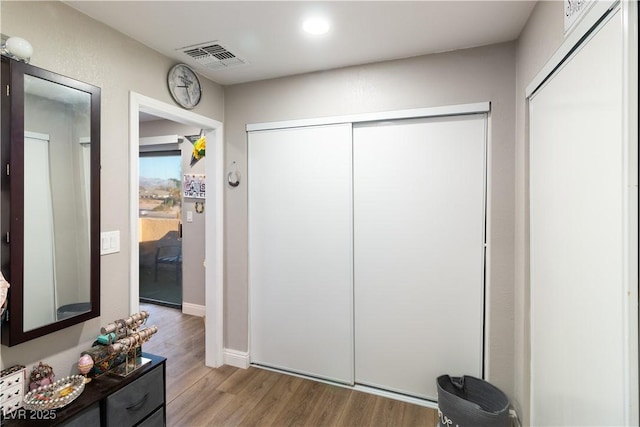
[1,57,100,346]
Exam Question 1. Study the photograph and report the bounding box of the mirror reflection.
[23,74,92,331]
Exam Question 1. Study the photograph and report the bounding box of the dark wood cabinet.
[2,354,165,427]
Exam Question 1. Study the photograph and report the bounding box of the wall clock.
[167,64,202,109]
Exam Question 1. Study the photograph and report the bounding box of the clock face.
[168,64,202,109]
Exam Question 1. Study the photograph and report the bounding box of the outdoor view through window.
[138,153,182,306]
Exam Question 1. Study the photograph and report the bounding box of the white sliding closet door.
[249,124,354,384]
[353,115,486,400]
[529,9,630,425]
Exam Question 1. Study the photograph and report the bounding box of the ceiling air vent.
[177,42,247,71]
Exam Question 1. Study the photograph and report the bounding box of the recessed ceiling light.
[303,17,330,35]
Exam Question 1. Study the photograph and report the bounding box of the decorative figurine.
[78,354,94,383]
[28,362,55,391]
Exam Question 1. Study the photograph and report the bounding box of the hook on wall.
[227,161,240,187]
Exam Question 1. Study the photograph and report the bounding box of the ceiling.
[66,1,536,86]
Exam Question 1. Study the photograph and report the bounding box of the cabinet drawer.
[137,406,164,427]
[0,371,24,389]
[105,366,164,427]
[0,383,23,402]
[0,395,23,416]
[59,402,100,427]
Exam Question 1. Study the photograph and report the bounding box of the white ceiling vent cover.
[177,42,247,70]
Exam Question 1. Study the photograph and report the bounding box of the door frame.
[129,92,224,367]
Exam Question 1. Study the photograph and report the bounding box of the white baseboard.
[223,349,250,369]
[509,409,522,427]
[252,364,438,409]
[182,302,205,317]
[353,384,438,409]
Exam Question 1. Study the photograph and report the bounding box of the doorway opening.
[129,92,224,368]
[139,150,183,308]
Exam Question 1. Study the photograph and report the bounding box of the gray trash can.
[437,375,509,427]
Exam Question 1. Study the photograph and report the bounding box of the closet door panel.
[529,10,626,424]
[353,115,486,400]
[249,124,353,384]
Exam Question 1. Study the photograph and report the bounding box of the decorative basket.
[23,375,85,411]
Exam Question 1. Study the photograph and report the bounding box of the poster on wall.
[183,174,206,199]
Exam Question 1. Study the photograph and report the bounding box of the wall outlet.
[100,230,120,255]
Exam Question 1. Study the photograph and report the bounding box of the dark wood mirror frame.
[1,56,100,346]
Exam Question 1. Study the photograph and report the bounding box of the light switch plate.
[100,230,120,255]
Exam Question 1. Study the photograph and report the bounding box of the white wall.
[0,1,223,374]
[513,2,565,423]
[224,42,517,397]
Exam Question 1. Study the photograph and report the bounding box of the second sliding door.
[353,115,486,400]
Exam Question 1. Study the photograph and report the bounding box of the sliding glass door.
[138,151,182,307]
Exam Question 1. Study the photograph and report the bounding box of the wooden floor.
[141,303,439,427]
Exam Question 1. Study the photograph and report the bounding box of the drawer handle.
[126,393,149,411]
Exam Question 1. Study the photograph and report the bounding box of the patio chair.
[154,244,182,283]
